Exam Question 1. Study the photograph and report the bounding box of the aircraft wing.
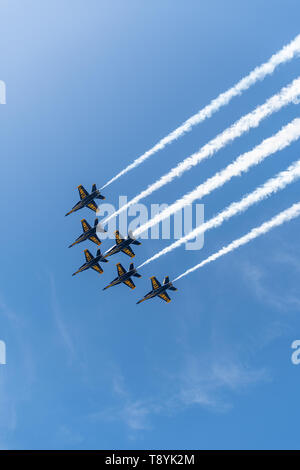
[81,219,91,232]
[84,249,93,262]
[123,278,136,289]
[151,276,161,290]
[91,263,103,274]
[78,185,89,200]
[89,235,101,246]
[158,292,171,303]
[115,231,124,245]
[121,246,135,258]
[87,200,98,212]
[117,263,126,276]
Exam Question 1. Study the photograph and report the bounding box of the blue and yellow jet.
[137,276,177,304]
[72,247,108,276]
[65,184,105,216]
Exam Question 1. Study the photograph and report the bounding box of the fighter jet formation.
[66,185,177,304]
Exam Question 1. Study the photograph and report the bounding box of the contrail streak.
[101,35,300,190]
[134,116,300,238]
[101,77,300,225]
[173,201,300,282]
[139,159,300,268]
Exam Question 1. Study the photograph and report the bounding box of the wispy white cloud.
[178,354,268,411]
[49,276,76,361]
[90,373,159,434]
[90,354,267,435]
[0,294,36,448]
[242,261,300,311]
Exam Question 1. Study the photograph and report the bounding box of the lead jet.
[137,276,177,304]
[65,184,105,216]
[104,231,141,259]
[103,263,141,291]
[68,218,106,248]
[72,247,108,276]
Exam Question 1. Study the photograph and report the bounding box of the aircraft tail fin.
[97,247,109,262]
[92,183,97,193]
[130,263,142,278]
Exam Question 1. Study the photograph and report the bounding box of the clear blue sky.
[1,0,300,450]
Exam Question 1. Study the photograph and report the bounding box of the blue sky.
[1,0,300,450]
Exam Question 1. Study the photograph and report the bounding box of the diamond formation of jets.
[69,218,106,248]
[104,230,141,259]
[103,263,142,290]
[72,247,108,276]
[137,276,177,304]
[66,184,177,304]
[65,184,105,217]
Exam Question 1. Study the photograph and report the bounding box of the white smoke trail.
[139,159,300,268]
[173,201,300,282]
[101,35,300,190]
[101,77,300,225]
[134,117,300,238]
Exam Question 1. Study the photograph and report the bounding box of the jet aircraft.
[68,218,106,248]
[65,184,105,216]
[72,247,108,276]
[104,231,141,259]
[103,263,141,290]
[137,276,177,304]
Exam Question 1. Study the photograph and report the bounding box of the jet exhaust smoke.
[101,35,300,190]
[138,158,300,268]
[135,117,300,241]
[101,77,300,227]
[173,201,300,282]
